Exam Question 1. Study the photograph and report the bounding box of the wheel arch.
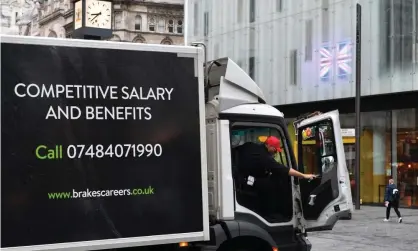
[217,235,273,251]
[210,220,277,250]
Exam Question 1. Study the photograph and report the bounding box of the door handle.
[308,175,321,182]
[308,194,317,206]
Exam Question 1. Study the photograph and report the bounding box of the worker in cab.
[233,135,317,221]
[235,135,317,181]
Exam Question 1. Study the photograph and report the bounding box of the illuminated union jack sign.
[320,40,352,81]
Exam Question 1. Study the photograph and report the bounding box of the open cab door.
[296,110,353,231]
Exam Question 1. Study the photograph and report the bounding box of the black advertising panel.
[1,37,205,249]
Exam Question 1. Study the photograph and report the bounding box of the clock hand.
[91,14,100,22]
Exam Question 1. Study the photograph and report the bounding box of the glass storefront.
[343,144,356,201]
[393,109,418,207]
[288,108,418,208]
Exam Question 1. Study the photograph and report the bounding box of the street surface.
[308,206,418,251]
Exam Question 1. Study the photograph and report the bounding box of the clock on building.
[72,0,113,40]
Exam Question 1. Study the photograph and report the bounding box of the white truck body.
[0,35,353,251]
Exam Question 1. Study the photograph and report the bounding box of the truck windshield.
[231,126,288,167]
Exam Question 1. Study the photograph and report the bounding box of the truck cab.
[199,57,353,251]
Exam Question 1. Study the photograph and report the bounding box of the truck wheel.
[217,238,271,251]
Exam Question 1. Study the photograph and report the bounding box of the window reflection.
[380,0,415,73]
[339,109,418,207]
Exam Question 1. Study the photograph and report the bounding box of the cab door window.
[231,124,293,223]
[298,119,339,220]
[300,122,337,175]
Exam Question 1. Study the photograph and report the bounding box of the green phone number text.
[35,144,163,160]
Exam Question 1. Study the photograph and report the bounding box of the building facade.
[1,0,39,36]
[1,0,184,45]
[186,0,418,208]
[110,0,184,44]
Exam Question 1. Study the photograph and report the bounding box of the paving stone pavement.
[308,206,418,251]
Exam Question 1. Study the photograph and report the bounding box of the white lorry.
[0,35,352,251]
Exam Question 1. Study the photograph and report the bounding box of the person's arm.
[260,155,315,179]
[288,167,315,179]
[384,186,389,203]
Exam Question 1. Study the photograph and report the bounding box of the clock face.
[74,1,82,30]
[85,0,112,29]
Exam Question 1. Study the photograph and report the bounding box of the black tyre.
[217,240,271,251]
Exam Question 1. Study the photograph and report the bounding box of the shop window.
[393,108,418,207]
[324,110,418,207]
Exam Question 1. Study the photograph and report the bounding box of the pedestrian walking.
[383,179,402,223]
